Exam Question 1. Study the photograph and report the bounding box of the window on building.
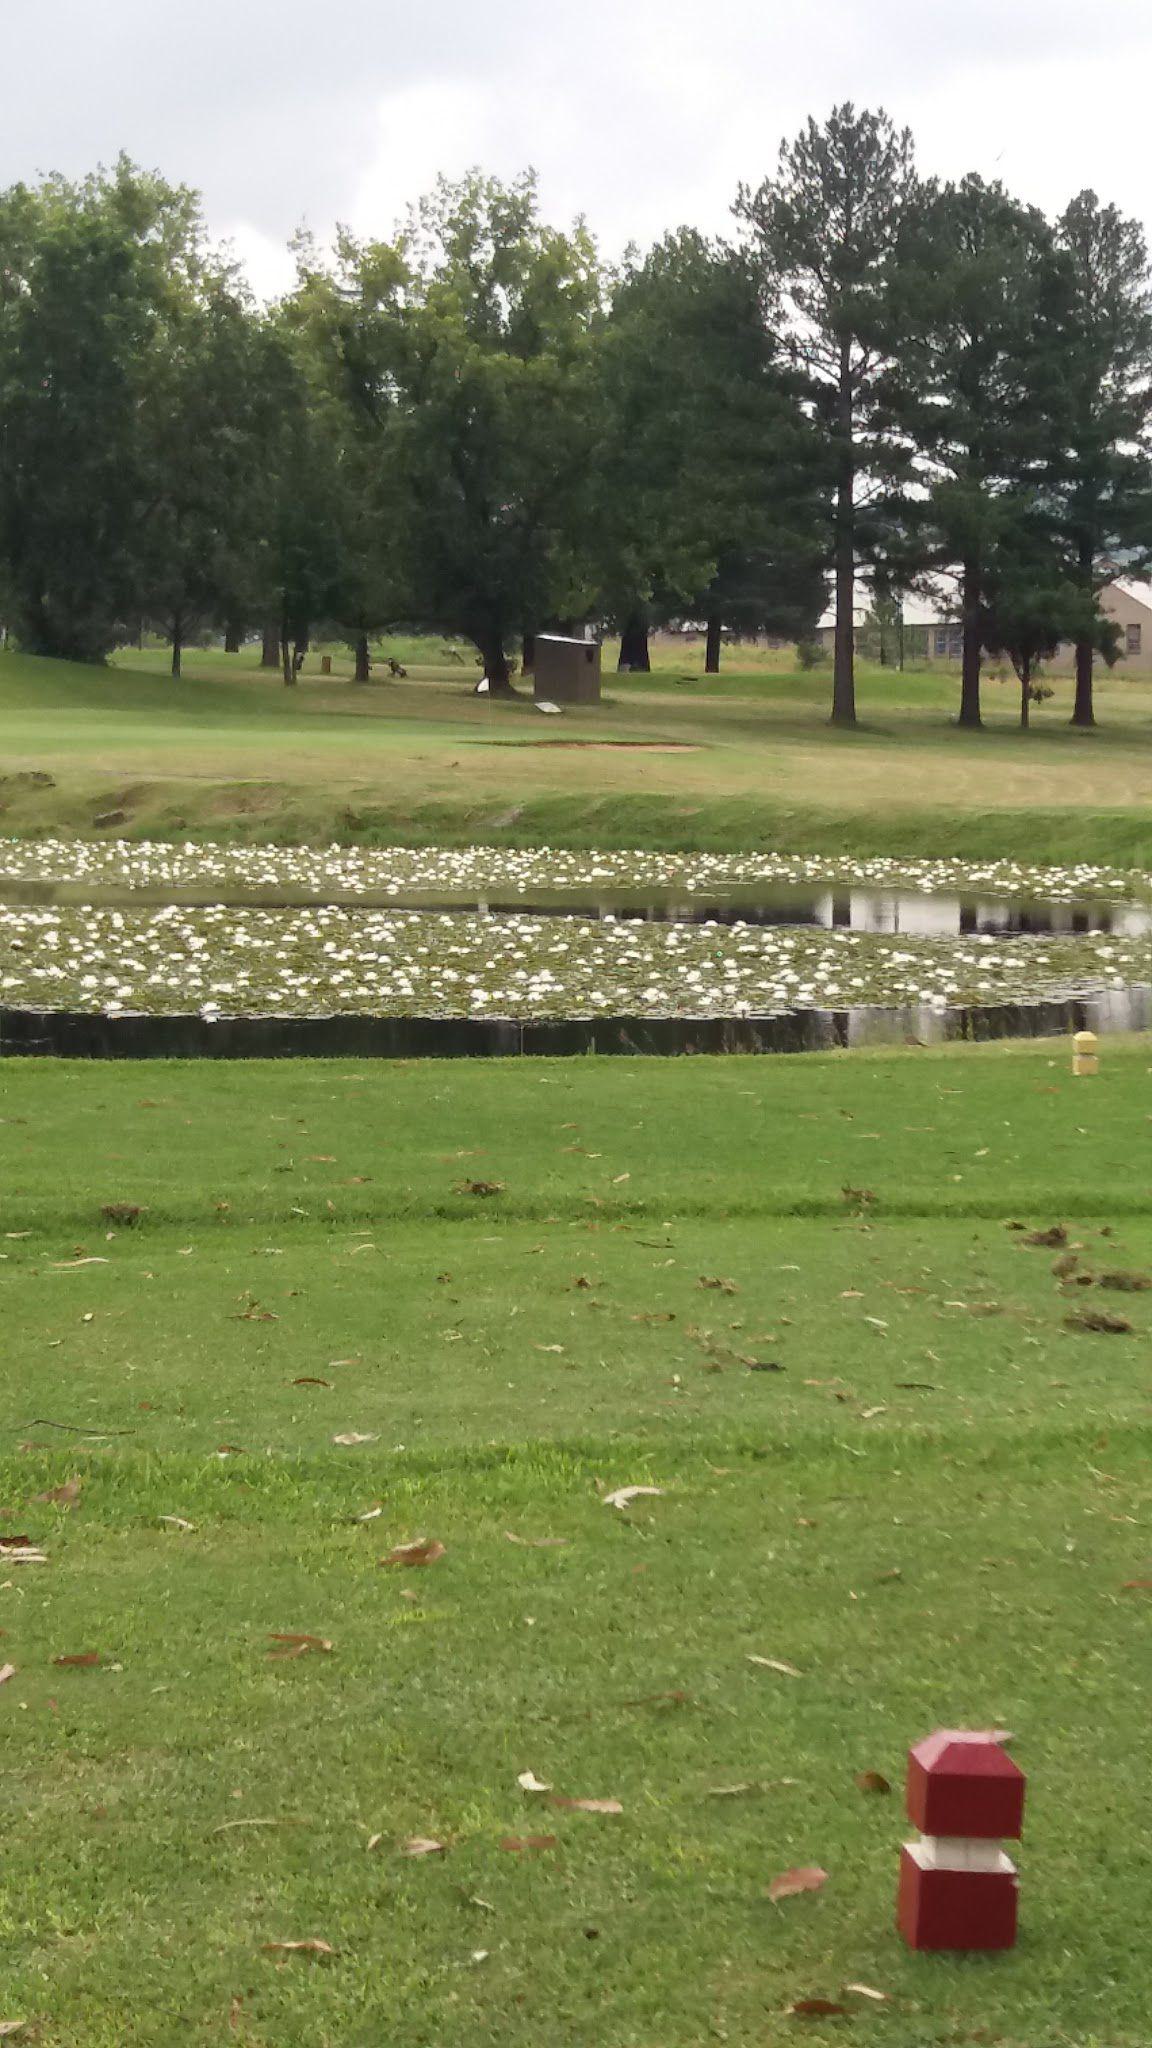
[948,628,963,658]
[934,628,948,656]
[1126,622,1142,655]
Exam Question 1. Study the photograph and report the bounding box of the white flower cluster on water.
[0,903,1146,1022]
[0,838,1144,904]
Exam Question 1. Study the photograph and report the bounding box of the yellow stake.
[1072,1029,1098,1077]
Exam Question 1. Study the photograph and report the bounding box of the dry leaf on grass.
[504,1531,569,1548]
[843,1983,889,2002]
[1065,1308,1133,1335]
[707,1779,798,1798]
[355,1504,384,1523]
[498,1834,557,1853]
[381,1538,446,1567]
[517,1771,553,1793]
[34,1479,81,1507]
[549,1795,623,1814]
[1121,1578,1152,1593]
[698,1276,738,1293]
[787,1999,848,2018]
[603,1485,664,1511]
[159,1515,195,1531]
[332,1431,379,1446]
[747,1655,803,1678]
[1099,1270,1152,1292]
[1024,1224,1068,1247]
[267,1633,332,1658]
[52,1651,100,1667]
[768,1865,829,1903]
[212,1817,298,1835]
[454,1179,505,1197]
[292,1376,332,1388]
[401,1836,447,1856]
[0,1664,16,1686]
[0,2026,27,2040]
[855,1769,892,1794]
[0,1541,46,1564]
[261,1939,337,1959]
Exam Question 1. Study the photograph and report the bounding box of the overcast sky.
[5,0,1152,297]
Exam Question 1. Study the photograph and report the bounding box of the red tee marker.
[897,1730,1025,1951]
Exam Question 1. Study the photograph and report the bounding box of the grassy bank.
[2,1040,1152,2044]
[2,647,1151,864]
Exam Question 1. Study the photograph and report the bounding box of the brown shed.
[533,634,602,704]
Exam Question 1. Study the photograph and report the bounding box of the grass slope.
[2,1039,1152,2045]
[2,646,1151,864]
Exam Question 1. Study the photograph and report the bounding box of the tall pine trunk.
[354,632,371,683]
[958,555,983,728]
[704,610,722,674]
[224,622,242,654]
[617,611,650,673]
[521,631,536,674]
[170,610,183,681]
[261,622,280,670]
[1071,537,1096,727]
[280,632,294,687]
[830,340,857,727]
[475,622,514,694]
[1019,658,1031,730]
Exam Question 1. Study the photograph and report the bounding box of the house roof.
[1109,579,1152,616]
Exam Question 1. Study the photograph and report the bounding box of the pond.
[0,840,1147,1057]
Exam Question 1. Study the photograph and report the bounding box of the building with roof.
[815,578,1152,674]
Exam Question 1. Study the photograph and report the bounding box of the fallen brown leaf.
[517,1771,553,1793]
[332,1431,380,1446]
[159,1514,196,1531]
[266,1633,332,1658]
[747,1654,803,1678]
[843,1983,889,2002]
[1099,1270,1152,1292]
[1024,1224,1068,1247]
[768,1865,828,1903]
[504,1531,569,1548]
[548,1795,623,1814]
[34,1479,81,1507]
[698,1275,738,1293]
[603,1485,664,1511]
[454,1179,505,1197]
[1065,1308,1133,1334]
[0,1540,46,1564]
[212,1817,301,1835]
[291,1377,332,1388]
[1121,1579,1152,1593]
[707,1778,798,1797]
[787,1999,848,2018]
[400,1836,447,1856]
[498,1834,557,1853]
[52,1651,100,1667]
[355,1504,384,1523]
[854,1769,892,1794]
[261,1939,337,1959]
[0,1664,16,1686]
[381,1538,446,1567]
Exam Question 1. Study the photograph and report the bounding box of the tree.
[979,506,1109,728]
[596,231,826,676]
[899,177,1063,728]
[1053,192,1152,727]
[0,159,202,661]
[138,264,279,678]
[313,173,603,690]
[736,105,918,725]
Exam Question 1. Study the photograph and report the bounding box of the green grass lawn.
[2,643,1152,865]
[3,1037,1152,2045]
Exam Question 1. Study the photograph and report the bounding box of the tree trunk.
[171,611,183,681]
[281,632,294,687]
[224,621,242,654]
[353,631,371,683]
[521,631,536,674]
[476,623,514,694]
[958,555,983,728]
[1019,658,1030,731]
[705,610,722,675]
[830,340,857,727]
[617,610,650,673]
[261,622,280,670]
[1071,637,1095,727]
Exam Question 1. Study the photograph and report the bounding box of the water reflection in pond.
[2,876,1149,939]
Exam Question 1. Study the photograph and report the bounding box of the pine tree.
[1053,192,1152,727]
[736,105,918,725]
